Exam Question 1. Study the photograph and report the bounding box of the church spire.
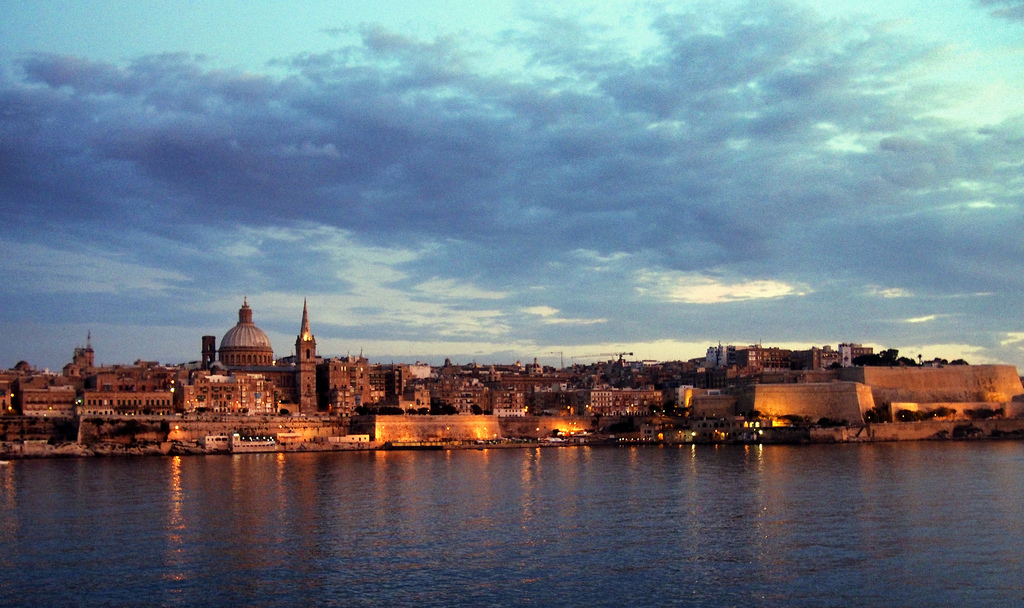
[300,298,313,341]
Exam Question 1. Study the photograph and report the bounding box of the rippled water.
[2,442,1023,607]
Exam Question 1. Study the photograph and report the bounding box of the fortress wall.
[752,382,874,423]
[79,416,351,445]
[692,395,738,418]
[373,415,503,442]
[499,416,597,439]
[0,416,79,442]
[888,402,1016,418]
[839,365,1024,404]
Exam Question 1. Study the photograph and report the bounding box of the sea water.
[1,442,1023,607]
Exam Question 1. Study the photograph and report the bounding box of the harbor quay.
[5,411,1024,459]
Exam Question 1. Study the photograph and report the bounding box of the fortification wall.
[691,395,738,418]
[750,382,874,424]
[888,402,1021,419]
[0,416,78,442]
[499,416,598,439]
[839,365,1024,404]
[78,416,351,445]
[864,419,1024,441]
[372,415,503,442]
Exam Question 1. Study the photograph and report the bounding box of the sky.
[1,0,1024,371]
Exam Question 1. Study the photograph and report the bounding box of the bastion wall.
[744,382,874,423]
[499,416,598,438]
[370,415,503,442]
[839,365,1024,404]
[77,416,351,445]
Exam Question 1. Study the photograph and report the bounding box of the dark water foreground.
[1,443,1022,607]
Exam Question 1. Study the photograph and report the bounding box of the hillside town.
[3,299,1024,456]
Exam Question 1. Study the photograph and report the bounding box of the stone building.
[316,355,372,416]
[19,384,78,417]
[180,372,276,415]
[735,346,793,373]
[80,389,176,416]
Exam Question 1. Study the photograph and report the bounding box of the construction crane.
[547,351,565,369]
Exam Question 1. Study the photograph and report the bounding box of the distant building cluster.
[0,299,986,426]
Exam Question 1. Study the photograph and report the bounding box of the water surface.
[1,442,1022,607]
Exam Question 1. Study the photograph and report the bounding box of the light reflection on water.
[1,443,1023,607]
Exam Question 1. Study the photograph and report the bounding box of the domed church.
[217,298,274,366]
[199,298,320,415]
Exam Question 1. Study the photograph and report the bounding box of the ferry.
[228,433,278,453]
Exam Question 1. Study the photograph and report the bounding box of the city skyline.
[2,1,1024,370]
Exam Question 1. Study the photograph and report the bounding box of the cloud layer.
[1,1,1023,368]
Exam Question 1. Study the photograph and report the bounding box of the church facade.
[197,298,371,416]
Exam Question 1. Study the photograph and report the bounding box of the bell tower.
[295,299,318,414]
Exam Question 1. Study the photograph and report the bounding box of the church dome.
[219,299,274,367]
[221,324,272,350]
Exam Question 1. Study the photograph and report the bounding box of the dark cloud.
[976,0,1024,21]
[2,2,1024,367]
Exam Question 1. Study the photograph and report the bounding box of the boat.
[228,433,277,453]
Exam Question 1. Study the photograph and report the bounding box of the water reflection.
[2,444,1024,607]
[161,456,187,594]
[0,461,17,575]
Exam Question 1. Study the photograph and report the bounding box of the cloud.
[413,278,508,300]
[903,314,939,324]
[637,271,803,304]
[1001,332,1024,346]
[2,2,1024,368]
[0,238,190,295]
[976,0,1024,21]
[869,287,914,299]
[521,306,606,325]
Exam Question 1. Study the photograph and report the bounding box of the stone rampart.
[498,416,597,439]
[863,418,1024,441]
[0,416,78,442]
[372,415,503,442]
[839,365,1024,405]
[888,402,1019,419]
[77,415,351,445]
[691,395,738,418]
[748,382,874,424]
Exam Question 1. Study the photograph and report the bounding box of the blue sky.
[2,0,1023,370]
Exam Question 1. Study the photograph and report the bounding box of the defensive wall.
[691,394,739,418]
[809,418,1024,442]
[77,416,351,445]
[366,415,503,443]
[839,365,1024,404]
[499,416,599,438]
[889,401,1024,419]
[357,415,602,442]
[0,416,78,442]
[692,367,1024,424]
[742,382,875,424]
